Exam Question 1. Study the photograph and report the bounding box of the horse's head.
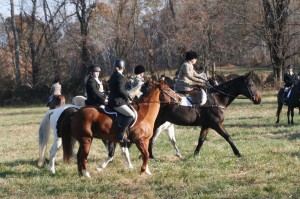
[241,72,261,104]
[140,81,181,104]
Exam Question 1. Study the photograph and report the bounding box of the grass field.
[1,91,300,198]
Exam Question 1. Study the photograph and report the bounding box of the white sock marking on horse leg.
[121,147,133,168]
[145,165,152,175]
[83,170,91,178]
[97,156,113,172]
[49,157,55,174]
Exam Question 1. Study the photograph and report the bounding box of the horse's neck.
[137,90,160,124]
[211,84,238,107]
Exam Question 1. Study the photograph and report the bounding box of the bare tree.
[10,0,21,86]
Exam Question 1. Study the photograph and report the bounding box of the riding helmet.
[89,64,101,73]
[114,59,125,68]
[185,50,198,61]
[134,65,145,75]
[287,64,294,69]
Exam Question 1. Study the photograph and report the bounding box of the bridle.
[136,83,180,104]
[208,79,256,101]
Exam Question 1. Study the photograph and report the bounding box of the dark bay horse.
[150,72,262,159]
[276,81,300,125]
[48,95,66,109]
[60,81,180,177]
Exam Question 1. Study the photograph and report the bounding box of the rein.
[133,85,181,105]
[208,80,255,100]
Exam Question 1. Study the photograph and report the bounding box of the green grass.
[1,92,300,198]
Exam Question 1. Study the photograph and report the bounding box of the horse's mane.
[210,75,245,93]
[128,84,143,99]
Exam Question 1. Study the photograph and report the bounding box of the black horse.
[149,71,261,159]
[276,80,300,125]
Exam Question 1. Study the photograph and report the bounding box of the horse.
[148,71,261,159]
[96,76,224,171]
[47,95,66,109]
[37,104,80,174]
[276,81,300,125]
[60,81,181,177]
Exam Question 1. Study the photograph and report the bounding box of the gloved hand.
[205,80,211,87]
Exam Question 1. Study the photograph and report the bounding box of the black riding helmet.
[185,50,198,61]
[114,59,125,68]
[89,64,101,73]
[134,65,145,75]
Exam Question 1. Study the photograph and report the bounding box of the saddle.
[101,105,137,128]
[177,89,207,106]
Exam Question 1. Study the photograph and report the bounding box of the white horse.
[37,104,80,174]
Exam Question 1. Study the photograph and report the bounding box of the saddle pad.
[103,106,138,128]
[179,97,193,107]
[176,89,207,106]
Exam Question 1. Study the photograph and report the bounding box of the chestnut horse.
[60,81,180,177]
[149,72,262,159]
[48,95,66,109]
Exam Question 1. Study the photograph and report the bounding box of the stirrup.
[119,137,130,143]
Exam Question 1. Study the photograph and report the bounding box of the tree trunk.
[10,0,21,86]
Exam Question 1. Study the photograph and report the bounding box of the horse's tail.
[37,110,53,167]
[61,110,76,163]
[276,88,284,117]
[59,95,66,107]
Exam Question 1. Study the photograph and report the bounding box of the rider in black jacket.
[108,59,134,143]
[85,64,108,106]
[282,64,298,102]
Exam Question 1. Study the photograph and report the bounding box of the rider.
[85,64,108,106]
[128,65,146,100]
[47,77,62,107]
[175,50,208,94]
[282,64,298,102]
[108,59,134,143]
[132,65,145,88]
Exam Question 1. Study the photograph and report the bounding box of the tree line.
[0,0,299,105]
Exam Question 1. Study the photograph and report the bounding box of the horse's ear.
[245,71,252,79]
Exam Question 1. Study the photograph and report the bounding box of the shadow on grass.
[0,159,52,179]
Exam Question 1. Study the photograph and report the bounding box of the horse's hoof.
[83,170,91,178]
[49,167,55,174]
[176,154,183,159]
[96,167,103,172]
[37,160,44,167]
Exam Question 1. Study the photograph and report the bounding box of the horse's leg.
[291,107,295,125]
[276,101,283,124]
[211,123,241,157]
[165,123,182,159]
[121,143,133,169]
[149,121,165,159]
[77,138,92,178]
[287,107,291,125]
[97,140,116,172]
[135,139,151,175]
[49,132,62,174]
[194,127,210,156]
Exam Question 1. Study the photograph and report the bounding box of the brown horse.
[60,81,180,177]
[48,95,66,109]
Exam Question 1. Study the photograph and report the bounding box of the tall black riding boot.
[116,116,134,143]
